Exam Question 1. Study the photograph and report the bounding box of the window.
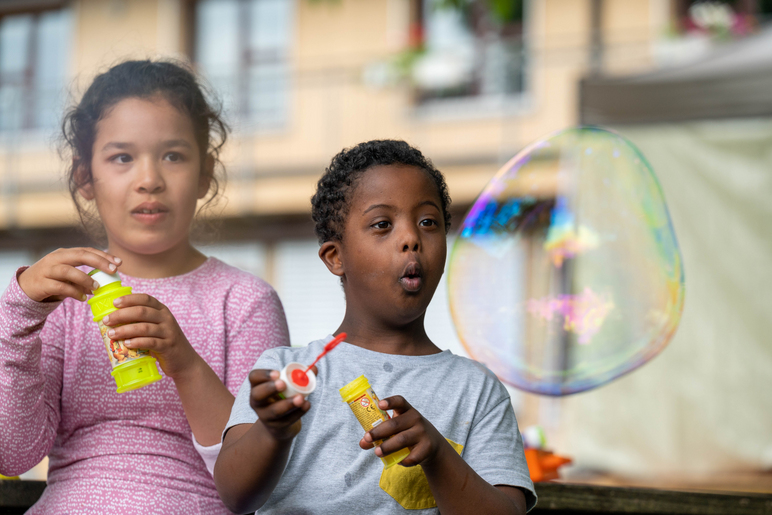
[195,0,293,131]
[0,8,71,133]
[273,240,346,348]
[412,0,526,104]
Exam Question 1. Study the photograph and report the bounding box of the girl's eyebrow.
[101,141,133,151]
[100,140,193,151]
[162,139,193,148]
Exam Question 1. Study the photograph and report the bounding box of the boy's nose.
[400,227,421,253]
[135,158,165,194]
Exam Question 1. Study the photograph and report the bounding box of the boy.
[214,140,537,514]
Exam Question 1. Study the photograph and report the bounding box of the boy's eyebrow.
[362,200,442,214]
[363,203,394,214]
[419,200,442,212]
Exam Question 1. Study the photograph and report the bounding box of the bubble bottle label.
[340,375,410,469]
[87,269,162,393]
[96,319,146,367]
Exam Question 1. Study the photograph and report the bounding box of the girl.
[0,60,289,513]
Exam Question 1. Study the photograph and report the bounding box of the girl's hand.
[359,395,447,467]
[17,247,121,302]
[247,369,314,442]
[102,293,197,379]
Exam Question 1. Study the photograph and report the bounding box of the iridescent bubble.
[448,127,684,396]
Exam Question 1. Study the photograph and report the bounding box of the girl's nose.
[135,158,165,194]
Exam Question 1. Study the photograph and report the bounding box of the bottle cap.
[339,375,370,403]
[87,269,132,321]
[382,447,411,469]
[112,356,163,393]
[88,269,121,290]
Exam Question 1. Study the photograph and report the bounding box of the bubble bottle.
[87,269,162,393]
[339,376,410,469]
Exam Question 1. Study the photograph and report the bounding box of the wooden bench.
[1,480,770,514]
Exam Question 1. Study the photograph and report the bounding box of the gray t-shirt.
[225,336,537,514]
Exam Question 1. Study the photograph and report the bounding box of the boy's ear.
[319,241,344,277]
[198,155,215,199]
[75,161,95,201]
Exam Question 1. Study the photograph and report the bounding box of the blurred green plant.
[433,0,523,25]
[307,0,523,26]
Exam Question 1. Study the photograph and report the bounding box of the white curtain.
[551,118,772,476]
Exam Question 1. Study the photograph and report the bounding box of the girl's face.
[326,165,447,328]
[80,96,210,258]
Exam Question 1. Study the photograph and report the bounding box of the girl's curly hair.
[62,59,228,240]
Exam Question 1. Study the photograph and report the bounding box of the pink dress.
[0,258,290,514]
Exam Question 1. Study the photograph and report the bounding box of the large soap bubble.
[448,127,684,396]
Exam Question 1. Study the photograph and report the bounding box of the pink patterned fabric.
[0,258,289,514]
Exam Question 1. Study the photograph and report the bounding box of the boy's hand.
[17,247,121,302]
[102,293,198,379]
[247,369,314,442]
[359,395,446,467]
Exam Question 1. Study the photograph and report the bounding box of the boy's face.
[322,164,447,328]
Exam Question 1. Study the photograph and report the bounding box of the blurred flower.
[687,1,752,39]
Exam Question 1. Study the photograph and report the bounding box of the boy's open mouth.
[400,262,423,292]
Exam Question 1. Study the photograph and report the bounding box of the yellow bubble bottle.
[340,375,410,469]
[87,269,162,393]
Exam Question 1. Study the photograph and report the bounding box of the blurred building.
[0,0,672,347]
[1,0,771,484]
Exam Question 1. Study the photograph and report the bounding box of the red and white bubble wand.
[280,333,347,398]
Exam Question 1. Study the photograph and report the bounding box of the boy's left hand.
[102,293,198,379]
[359,395,446,467]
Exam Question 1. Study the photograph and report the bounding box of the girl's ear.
[198,155,215,199]
[75,161,95,200]
[319,241,344,277]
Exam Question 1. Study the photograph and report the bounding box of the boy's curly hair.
[311,140,452,244]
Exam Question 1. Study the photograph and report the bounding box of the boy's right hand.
[17,247,121,303]
[248,369,314,442]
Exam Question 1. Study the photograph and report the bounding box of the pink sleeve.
[223,284,290,395]
[0,269,64,476]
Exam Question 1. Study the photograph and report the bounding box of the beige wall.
[0,0,665,231]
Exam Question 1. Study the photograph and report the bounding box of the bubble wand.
[281,333,347,396]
